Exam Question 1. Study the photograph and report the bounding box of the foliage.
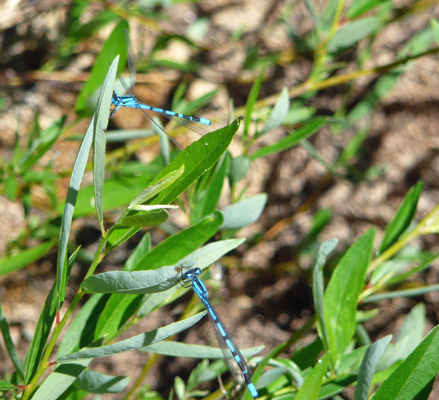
[1,1,439,400]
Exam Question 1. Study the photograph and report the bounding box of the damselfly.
[110,29,211,148]
[179,267,259,399]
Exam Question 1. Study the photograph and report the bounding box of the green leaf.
[75,20,128,115]
[295,353,330,400]
[95,214,222,339]
[260,87,290,135]
[57,294,108,357]
[57,313,206,362]
[354,336,392,400]
[142,341,263,359]
[0,379,16,390]
[365,285,439,303]
[119,208,169,227]
[347,0,388,19]
[324,229,375,363]
[432,19,439,46]
[92,51,119,232]
[30,360,91,400]
[371,326,439,400]
[327,17,382,54]
[19,117,66,171]
[229,155,250,186]
[220,193,267,230]
[0,301,24,380]
[81,265,179,294]
[74,370,130,393]
[24,284,58,383]
[249,118,326,160]
[3,174,18,201]
[151,119,241,206]
[379,181,423,253]
[313,239,338,350]
[0,240,55,276]
[244,69,264,140]
[192,154,228,223]
[56,57,119,306]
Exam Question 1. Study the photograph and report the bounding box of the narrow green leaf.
[192,154,228,223]
[30,360,91,400]
[0,380,16,390]
[93,51,119,232]
[4,174,18,201]
[379,181,423,253]
[347,0,387,19]
[295,353,330,400]
[324,229,375,363]
[75,20,128,114]
[0,240,55,276]
[0,301,24,380]
[354,336,392,400]
[19,117,66,171]
[151,119,241,206]
[220,193,267,230]
[142,341,263,359]
[57,313,206,362]
[56,57,119,306]
[364,285,439,303]
[244,70,264,140]
[371,326,439,400]
[313,239,338,351]
[260,87,290,135]
[75,370,130,393]
[24,284,58,383]
[249,118,325,160]
[327,17,382,53]
[81,265,179,294]
[125,233,151,271]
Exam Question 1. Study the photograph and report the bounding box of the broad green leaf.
[249,118,325,160]
[260,87,290,135]
[75,20,128,114]
[327,17,382,53]
[313,239,338,350]
[220,193,267,230]
[56,57,119,306]
[30,360,91,400]
[106,165,184,250]
[432,19,439,45]
[379,181,423,253]
[0,240,55,276]
[57,313,206,362]
[243,70,264,140]
[295,353,330,400]
[354,336,392,400]
[142,341,263,359]
[324,229,375,363]
[75,370,130,393]
[125,233,151,271]
[0,301,24,380]
[371,326,439,400]
[81,265,179,294]
[95,214,222,339]
[150,119,241,206]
